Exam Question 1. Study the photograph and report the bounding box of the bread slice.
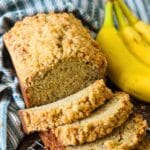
[40,92,133,146]
[3,13,107,107]
[19,80,112,134]
[40,114,147,150]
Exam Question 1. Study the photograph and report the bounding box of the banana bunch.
[96,0,150,102]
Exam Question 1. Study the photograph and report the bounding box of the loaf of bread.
[19,80,112,134]
[3,13,107,107]
[40,92,133,146]
[40,114,147,150]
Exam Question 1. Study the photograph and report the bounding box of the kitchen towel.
[0,0,150,149]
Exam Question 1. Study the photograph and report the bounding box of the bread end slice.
[104,114,148,150]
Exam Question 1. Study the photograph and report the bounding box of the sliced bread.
[19,80,112,134]
[40,114,147,150]
[40,92,133,146]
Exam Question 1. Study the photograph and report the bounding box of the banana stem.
[118,0,138,24]
[113,1,128,29]
[103,1,114,27]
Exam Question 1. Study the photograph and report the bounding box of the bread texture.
[19,80,112,134]
[40,92,133,146]
[40,115,147,150]
[3,13,107,107]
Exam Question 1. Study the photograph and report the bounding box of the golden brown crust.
[19,80,112,134]
[3,13,107,107]
[40,114,147,150]
[48,92,133,146]
[104,114,148,150]
[40,130,64,150]
[20,83,31,108]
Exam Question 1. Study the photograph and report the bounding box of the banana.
[96,1,150,102]
[113,1,150,67]
[118,0,150,45]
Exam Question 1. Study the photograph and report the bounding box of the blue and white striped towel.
[0,0,150,150]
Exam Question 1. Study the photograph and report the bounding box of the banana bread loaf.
[19,80,112,134]
[40,92,133,146]
[40,114,147,150]
[3,13,107,107]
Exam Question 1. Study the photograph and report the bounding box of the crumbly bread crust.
[40,115,147,150]
[19,80,112,134]
[41,92,133,146]
[3,13,107,107]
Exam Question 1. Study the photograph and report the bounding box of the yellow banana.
[96,1,150,102]
[118,0,150,45]
[113,1,150,67]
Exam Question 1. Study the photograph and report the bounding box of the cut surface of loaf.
[40,114,147,150]
[40,92,133,146]
[3,13,107,107]
[19,80,112,134]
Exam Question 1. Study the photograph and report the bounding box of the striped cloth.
[0,0,149,150]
